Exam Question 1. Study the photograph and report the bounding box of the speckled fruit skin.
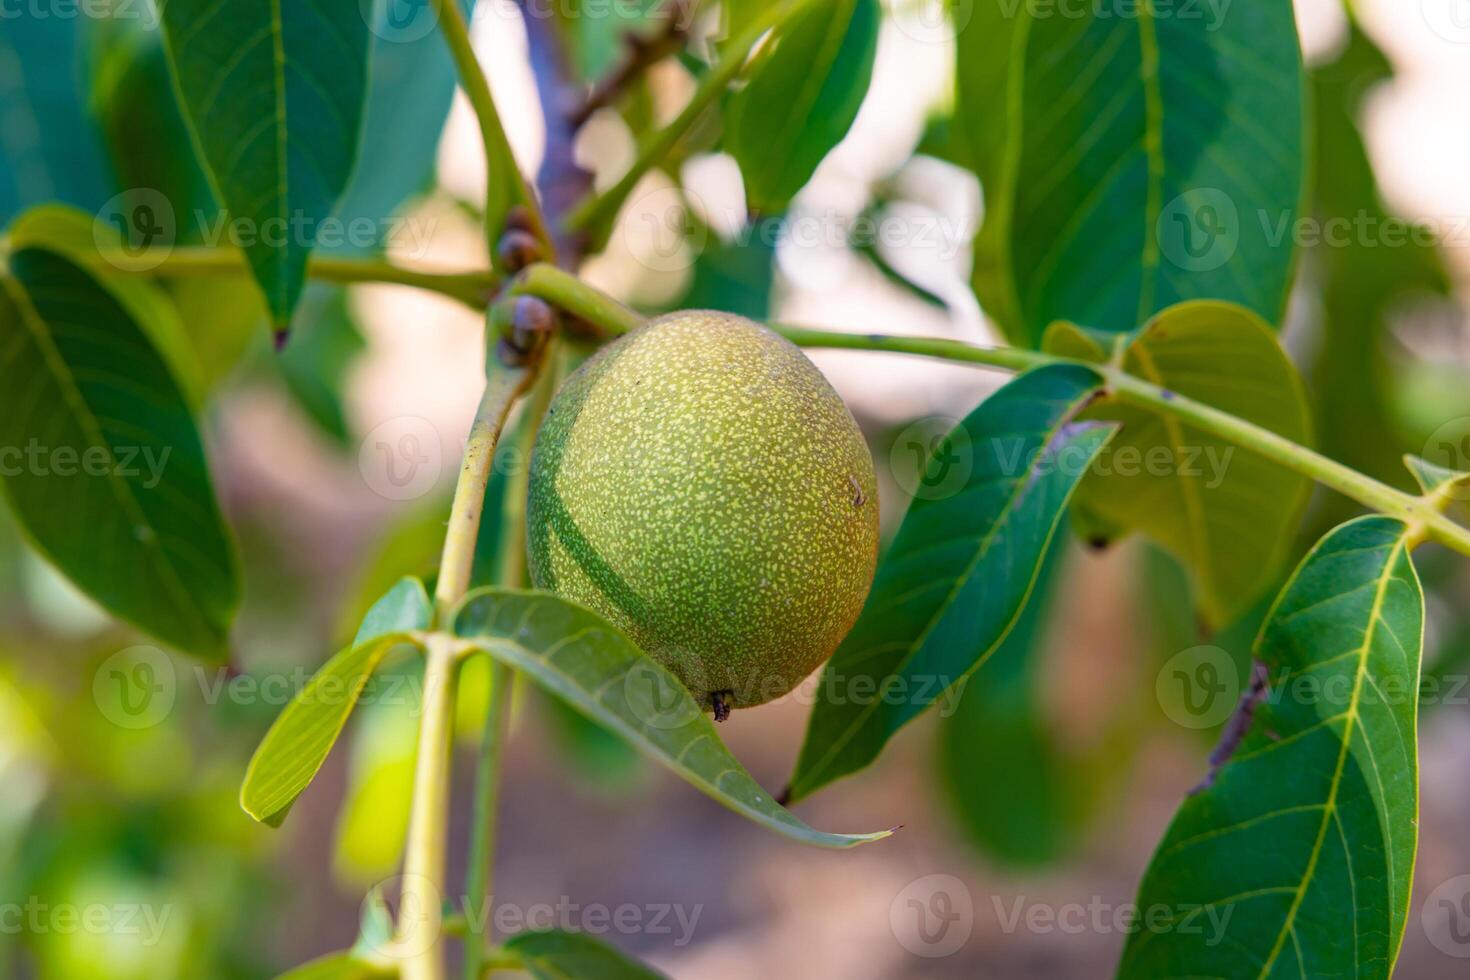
[526,310,879,709]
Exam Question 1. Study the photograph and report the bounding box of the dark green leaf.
[505,929,668,980]
[725,0,879,212]
[667,217,777,320]
[787,365,1116,802]
[159,0,372,327]
[0,247,238,657]
[958,0,1305,345]
[1045,300,1313,625]
[1119,517,1424,978]
[451,588,891,848]
[240,578,431,826]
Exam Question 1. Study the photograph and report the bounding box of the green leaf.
[240,577,431,826]
[939,538,1088,867]
[1044,300,1313,626]
[0,15,113,224]
[451,588,891,849]
[1119,516,1424,978]
[787,364,1116,802]
[725,0,879,212]
[159,0,372,328]
[0,247,238,657]
[1305,25,1447,511]
[958,0,1305,345]
[275,952,391,980]
[332,685,417,886]
[504,929,668,980]
[7,204,204,406]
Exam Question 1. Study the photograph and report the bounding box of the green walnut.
[526,310,879,714]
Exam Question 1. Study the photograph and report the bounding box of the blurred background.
[3,0,1470,976]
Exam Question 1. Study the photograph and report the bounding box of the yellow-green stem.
[431,0,554,262]
[399,360,535,980]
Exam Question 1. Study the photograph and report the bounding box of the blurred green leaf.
[1120,516,1423,977]
[0,247,238,658]
[725,0,879,212]
[333,692,417,886]
[504,929,669,980]
[276,288,366,445]
[451,588,891,849]
[241,578,431,826]
[668,217,777,321]
[0,16,113,224]
[1306,24,1449,511]
[788,365,1115,802]
[159,0,371,328]
[276,952,391,980]
[958,0,1304,345]
[1045,300,1313,626]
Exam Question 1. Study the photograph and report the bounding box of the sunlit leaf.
[451,588,891,849]
[958,0,1304,344]
[0,247,238,657]
[725,0,879,212]
[787,365,1116,802]
[1044,300,1313,625]
[241,578,431,826]
[1119,516,1423,978]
